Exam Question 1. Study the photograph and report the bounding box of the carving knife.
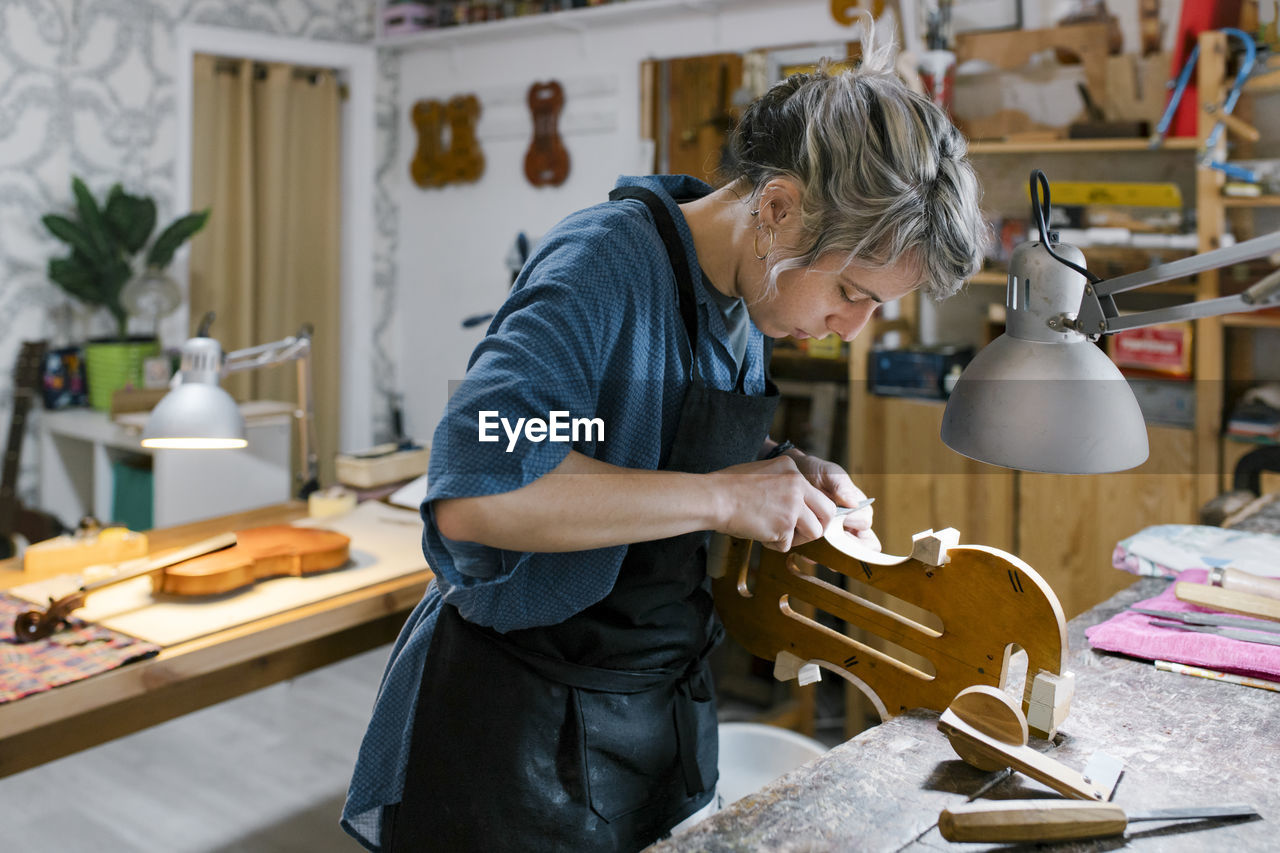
[1144,618,1280,646]
[1131,607,1280,635]
[939,800,1259,843]
[834,497,875,517]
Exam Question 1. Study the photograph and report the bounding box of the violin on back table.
[13,525,350,641]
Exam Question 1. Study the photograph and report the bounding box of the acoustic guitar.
[0,341,66,560]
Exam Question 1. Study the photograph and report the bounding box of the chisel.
[938,800,1258,843]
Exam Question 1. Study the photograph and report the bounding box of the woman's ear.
[758,178,802,229]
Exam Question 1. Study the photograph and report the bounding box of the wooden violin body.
[711,522,1072,736]
[156,525,350,596]
[524,80,569,187]
[13,525,350,641]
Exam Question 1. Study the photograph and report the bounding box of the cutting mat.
[9,500,428,647]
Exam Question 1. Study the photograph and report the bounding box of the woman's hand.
[707,455,838,551]
[788,451,881,551]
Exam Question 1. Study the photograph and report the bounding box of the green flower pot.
[84,337,160,411]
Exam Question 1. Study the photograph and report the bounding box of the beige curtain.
[189,54,343,488]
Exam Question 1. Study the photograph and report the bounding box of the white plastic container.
[716,722,828,808]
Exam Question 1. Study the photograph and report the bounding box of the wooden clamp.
[711,518,1073,736]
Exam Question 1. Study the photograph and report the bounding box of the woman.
[344,28,986,853]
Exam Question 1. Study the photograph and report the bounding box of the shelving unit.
[1196,30,1280,496]
[375,0,777,49]
[968,137,1199,155]
[847,45,1279,620]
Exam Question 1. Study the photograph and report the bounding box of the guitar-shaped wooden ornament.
[711,520,1075,738]
[0,341,66,560]
[524,81,570,188]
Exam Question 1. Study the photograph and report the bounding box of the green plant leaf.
[146,209,210,269]
[42,214,105,264]
[104,184,157,254]
[71,176,117,262]
[48,255,102,303]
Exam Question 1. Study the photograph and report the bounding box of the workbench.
[654,577,1278,852]
[0,503,431,779]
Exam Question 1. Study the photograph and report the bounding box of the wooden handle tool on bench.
[938,799,1259,843]
[1209,566,1280,601]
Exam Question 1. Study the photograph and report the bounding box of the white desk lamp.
[142,312,321,498]
[941,170,1280,474]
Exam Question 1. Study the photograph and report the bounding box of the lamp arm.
[1075,231,1280,336]
[220,325,319,499]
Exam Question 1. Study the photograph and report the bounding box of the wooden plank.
[1017,427,1194,619]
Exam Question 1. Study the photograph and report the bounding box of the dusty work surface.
[653,578,1278,852]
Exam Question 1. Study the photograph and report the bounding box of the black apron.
[386,187,779,852]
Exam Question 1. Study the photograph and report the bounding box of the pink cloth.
[1085,569,1280,682]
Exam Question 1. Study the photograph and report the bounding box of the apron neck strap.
[608,186,699,354]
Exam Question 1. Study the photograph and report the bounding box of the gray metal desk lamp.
[141,311,321,498]
[941,170,1280,474]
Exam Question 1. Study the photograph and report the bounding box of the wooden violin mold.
[524,80,569,187]
[710,521,1072,736]
[410,94,485,189]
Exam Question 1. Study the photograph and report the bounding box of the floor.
[0,645,390,853]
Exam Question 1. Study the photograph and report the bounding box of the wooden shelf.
[968,270,1007,285]
[1222,313,1280,330]
[969,137,1198,155]
[376,0,775,49]
[1222,195,1280,208]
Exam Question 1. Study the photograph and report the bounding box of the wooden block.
[336,445,430,489]
[910,528,959,566]
[23,527,149,581]
[1175,582,1280,622]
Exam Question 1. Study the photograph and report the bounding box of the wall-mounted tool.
[938,799,1259,843]
[1151,27,1259,180]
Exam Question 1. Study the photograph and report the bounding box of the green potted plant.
[43,177,210,410]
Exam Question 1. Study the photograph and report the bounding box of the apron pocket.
[577,685,680,823]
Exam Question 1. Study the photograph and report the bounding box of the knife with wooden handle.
[1176,582,1280,622]
[1209,566,1280,601]
[938,800,1259,843]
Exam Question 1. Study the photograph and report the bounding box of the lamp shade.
[141,382,247,449]
[940,241,1149,474]
[141,335,247,449]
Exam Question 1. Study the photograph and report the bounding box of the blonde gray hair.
[725,22,987,301]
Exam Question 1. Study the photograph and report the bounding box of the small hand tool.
[834,497,875,517]
[938,799,1259,843]
[1131,607,1280,635]
[1145,618,1280,647]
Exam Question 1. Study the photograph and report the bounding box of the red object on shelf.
[1109,323,1193,379]
[1166,0,1243,138]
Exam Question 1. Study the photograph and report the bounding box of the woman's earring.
[754,226,774,260]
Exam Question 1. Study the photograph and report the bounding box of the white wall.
[392,1,865,441]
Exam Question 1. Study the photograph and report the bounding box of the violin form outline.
[524,80,570,188]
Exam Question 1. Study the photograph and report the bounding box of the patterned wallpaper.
[0,0,399,508]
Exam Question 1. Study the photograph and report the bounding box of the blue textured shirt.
[341,175,767,850]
